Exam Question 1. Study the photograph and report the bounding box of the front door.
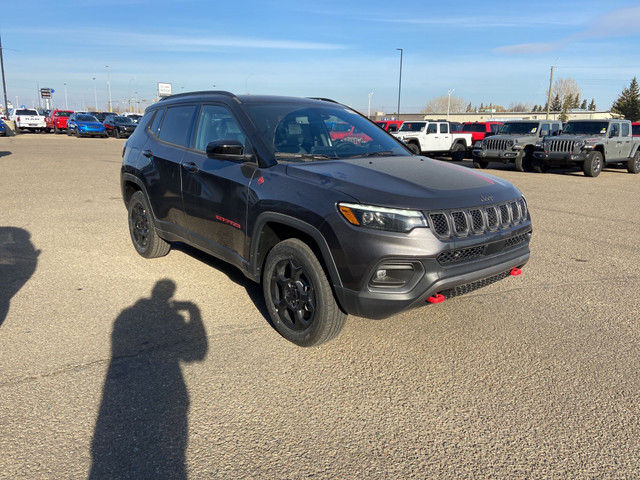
[180,104,258,265]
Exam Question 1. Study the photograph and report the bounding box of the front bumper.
[533,151,588,164]
[330,223,532,319]
[472,149,518,160]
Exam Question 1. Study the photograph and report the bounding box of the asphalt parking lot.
[1,134,639,479]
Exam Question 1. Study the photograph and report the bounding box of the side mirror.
[609,130,617,138]
[540,130,549,137]
[206,139,250,160]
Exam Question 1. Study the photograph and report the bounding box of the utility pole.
[396,48,403,120]
[0,34,9,116]
[546,66,555,120]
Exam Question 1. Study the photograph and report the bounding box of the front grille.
[437,246,485,265]
[442,270,512,299]
[548,139,576,153]
[484,138,512,151]
[427,197,529,240]
[504,233,529,249]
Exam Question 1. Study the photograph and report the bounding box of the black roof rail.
[158,90,237,101]
[307,97,339,104]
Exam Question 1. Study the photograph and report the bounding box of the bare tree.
[547,77,581,110]
[421,95,468,114]
[508,102,533,112]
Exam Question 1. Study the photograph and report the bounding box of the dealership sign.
[157,82,172,98]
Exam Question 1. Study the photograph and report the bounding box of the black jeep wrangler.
[121,91,532,346]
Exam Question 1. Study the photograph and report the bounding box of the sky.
[1,0,639,115]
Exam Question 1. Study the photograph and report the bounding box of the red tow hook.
[510,267,523,276]
[427,293,445,304]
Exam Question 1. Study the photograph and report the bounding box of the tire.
[627,150,640,174]
[67,127,72,136]
[54,125,60,134]
[127,190,171,259]
[473,159,489,169]
[583,151,603,177]
[514,150,533,172]
[262,238,346,347]
[115,129,121,138]
[532,158,549,173]
[450,143,465,162]
[75,129,81,138]
[407,142,420,155]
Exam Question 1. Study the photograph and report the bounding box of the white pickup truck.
[9,108,47,133]
[393,120,473,161]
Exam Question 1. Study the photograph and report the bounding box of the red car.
[461,121,503,144]
[330,123,372,145]
[374,120,404,133]
[632,122,640,137]
[45,110,74,134]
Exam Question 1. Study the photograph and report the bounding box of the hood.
[79,121,104,127]
[285,156,520,210]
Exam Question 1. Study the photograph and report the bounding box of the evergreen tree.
[550,94,562,111]
[580,99,587,110]
[589,99,596,111]
[611,77,640,121]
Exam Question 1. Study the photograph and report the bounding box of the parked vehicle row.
[471,119,640,177]
[2,108,142,137]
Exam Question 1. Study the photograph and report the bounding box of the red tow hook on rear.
[427,293,445,304]
[510,267,523,276]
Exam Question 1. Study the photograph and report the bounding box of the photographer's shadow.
[89,279,208,480]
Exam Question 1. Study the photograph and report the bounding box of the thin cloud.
[494,5,640,55]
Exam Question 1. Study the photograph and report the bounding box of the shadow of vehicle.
[0,227,40,327]
[89,279,208,480]
[172,242,269,321]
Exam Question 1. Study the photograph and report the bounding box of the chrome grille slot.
[499,204,511,227]
[469,209,484,233]
[429,213,450,237]
[485,206,499,231]
[451,211,469,237]
[485,138,510,151]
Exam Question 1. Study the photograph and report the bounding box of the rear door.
[620,122,633,158]
[180,103,258,265]
[141,104,198,229]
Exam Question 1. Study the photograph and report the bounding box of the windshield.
[562,121,609,135]
[114,116,134,123]
[499,122,539,135]
[77,114,99,122]
[55,111,72,117]
[244,103,409,161]
[398,122,426,132]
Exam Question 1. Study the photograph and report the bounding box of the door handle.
[142,150,153,158]
[183,162,199,173]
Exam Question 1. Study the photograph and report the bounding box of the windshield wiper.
[341,151,396,159]
[275,152,337,161]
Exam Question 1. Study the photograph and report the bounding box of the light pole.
[64,83,68,110]
[128,77,136,112]
[367,92,374,118]
[447,88,455,121]
[0,35,9,116]
[396,48,403,119]
[106,65,112,112]
[93,77,98,111]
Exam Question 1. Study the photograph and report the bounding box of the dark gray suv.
[121,91,532,346]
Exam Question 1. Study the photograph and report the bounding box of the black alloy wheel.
[263,239,346,347]
[127,191,170,258]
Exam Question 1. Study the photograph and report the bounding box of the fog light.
[369,263,415,288]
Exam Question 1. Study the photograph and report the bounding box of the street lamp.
[447,88,455,121]
[106,65,112,112]
[64,83,68,110]
[93,77,98,111]
[367,92,374,118]
[396,48,403,119]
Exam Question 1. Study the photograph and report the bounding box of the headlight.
[573,140,584,149]
[338,203,428,233]
[507,139,515,147]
